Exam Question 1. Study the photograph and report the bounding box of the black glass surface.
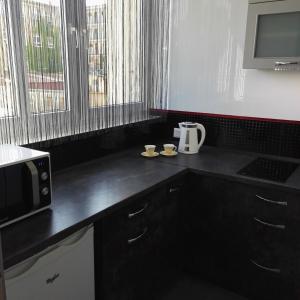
[238,157,299,183]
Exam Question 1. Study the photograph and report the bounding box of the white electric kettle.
[178,122,206,154]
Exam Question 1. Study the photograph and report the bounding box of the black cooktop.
[238,157,299,183]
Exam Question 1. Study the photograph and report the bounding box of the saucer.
[141,152,159,158]
[160,151,178,157]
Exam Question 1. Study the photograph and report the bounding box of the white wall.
[168,0,300,120]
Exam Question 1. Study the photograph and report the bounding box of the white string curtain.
[0,0,171,145]
[148,0,171,109]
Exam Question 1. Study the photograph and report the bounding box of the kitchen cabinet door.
[180,174,251,293]
[243,185,300,300]
[95,179,184,300]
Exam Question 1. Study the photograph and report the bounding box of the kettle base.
[178,150,199,155]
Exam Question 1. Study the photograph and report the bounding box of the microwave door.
[4,163,40,220]
[5,165,28,218]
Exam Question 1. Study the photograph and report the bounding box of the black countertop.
[2,152,186,269]
[2,145,300,269]
[149,145,300,192]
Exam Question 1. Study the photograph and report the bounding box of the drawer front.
[250,188,288,221]
[249,187,300,221]
[102,188,167,241]
[248,215,287,257]
[98,181,183,300]
[244,259,291,300]
[102,201,149,240]
[100,222,166,300]
[244,186,300,299]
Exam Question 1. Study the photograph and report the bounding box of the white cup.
[163,144,177,154]
[145,145,156,156]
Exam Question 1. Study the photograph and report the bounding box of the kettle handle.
[197,123,206,150]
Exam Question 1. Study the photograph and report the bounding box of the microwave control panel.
[33,157,51,207]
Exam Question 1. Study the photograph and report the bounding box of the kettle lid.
[180,122,198,128]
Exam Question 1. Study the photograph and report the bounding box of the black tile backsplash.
[26,110,300,170]
[26,118,167,171]
[155,110,300,159]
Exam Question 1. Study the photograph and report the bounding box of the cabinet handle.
[256,195,287,206]
[250,259,281,274]
[128,203,148,219]
[253,217,286,230]
[169,187,180,193]
[128,227,148,244]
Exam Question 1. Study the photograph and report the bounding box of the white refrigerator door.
[5,226,95,300]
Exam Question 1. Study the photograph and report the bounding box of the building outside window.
[86,2,107,107]
[32,35,42,47]
[23,0,66,113]
[47,36,54,48]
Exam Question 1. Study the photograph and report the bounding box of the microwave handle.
[25,161,40,209]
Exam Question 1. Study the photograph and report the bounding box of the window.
[0,0,16,118]
[0,0,171,144]
[86,0,107,108]
[22,0,67,114]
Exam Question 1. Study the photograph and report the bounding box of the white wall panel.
[168,0,300,120]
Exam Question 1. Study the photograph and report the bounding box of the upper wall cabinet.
[244,0,300,70]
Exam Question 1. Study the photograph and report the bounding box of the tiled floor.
[159,275,248,300]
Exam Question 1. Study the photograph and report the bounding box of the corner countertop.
[2,145,300,269]
[148,145,300,192]
[2,152,186,269]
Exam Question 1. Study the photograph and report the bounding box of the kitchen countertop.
[2,145,300,269]
[150,145,300,192]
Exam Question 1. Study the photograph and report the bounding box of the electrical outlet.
[173,128,181,138]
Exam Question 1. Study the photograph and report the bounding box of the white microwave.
[0,145,51,227]
[244,0,300,70]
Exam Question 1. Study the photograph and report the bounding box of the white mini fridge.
[5,225,95,300]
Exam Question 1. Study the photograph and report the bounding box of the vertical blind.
[0,0,171,145]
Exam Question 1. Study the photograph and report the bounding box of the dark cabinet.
[244,186,300,300]
[181,174,250,293]
[94,178,184,300]
[94,171,300,300]
[182,174,300,300]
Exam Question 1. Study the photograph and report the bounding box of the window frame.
[0,0,152,144]
[0,0,78,143]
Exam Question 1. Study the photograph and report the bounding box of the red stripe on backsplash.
[151,109,300,125]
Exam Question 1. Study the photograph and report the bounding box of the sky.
[32,0,106,6]
[86,0,107,5]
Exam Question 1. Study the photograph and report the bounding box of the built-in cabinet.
[180,174,249,294]
[95,172,300,300]
[183,174,300,300]
[244,0,300,69]
[94,178,184,300]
